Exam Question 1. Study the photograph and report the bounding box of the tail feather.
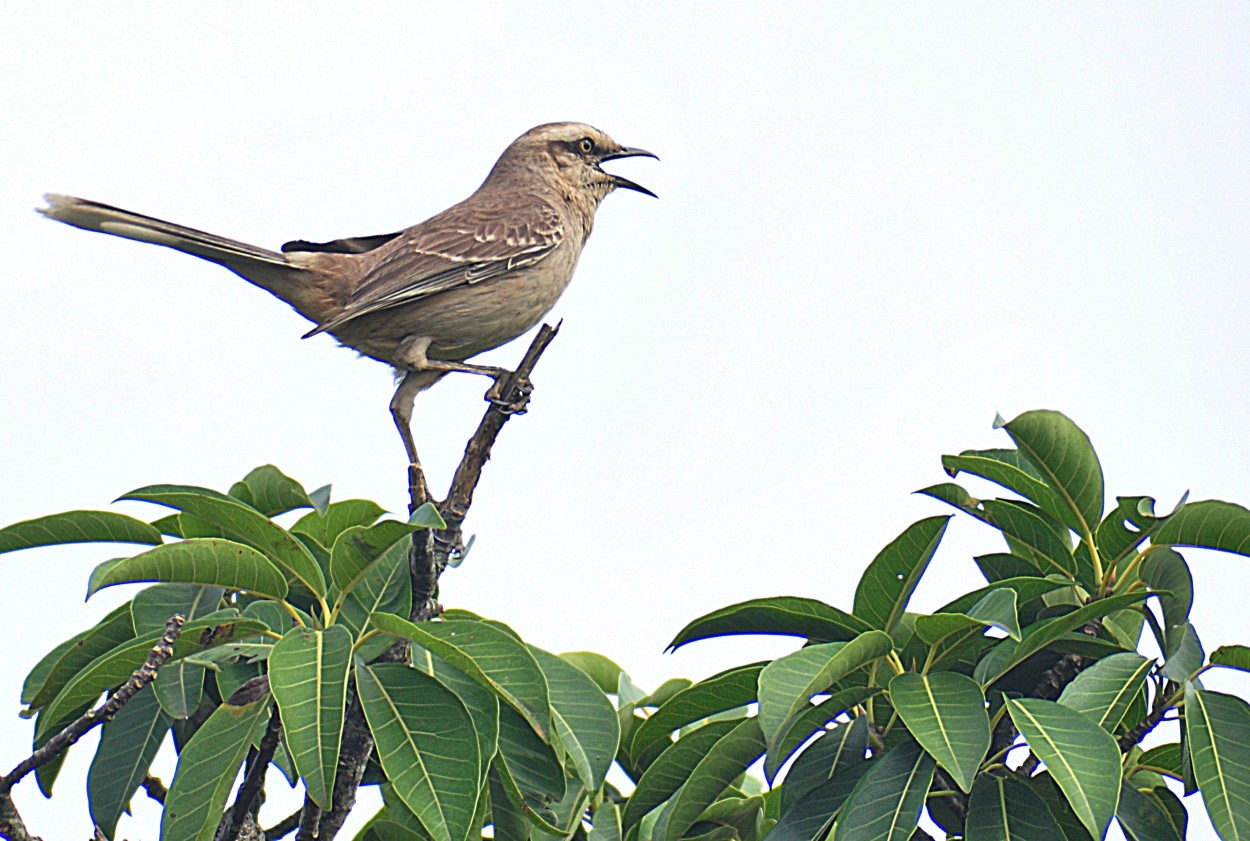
[38,194,291,269]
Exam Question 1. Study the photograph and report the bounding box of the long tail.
[38,194,291,269]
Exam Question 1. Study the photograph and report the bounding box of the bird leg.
[390,371,433,506]
[396,335,527,412]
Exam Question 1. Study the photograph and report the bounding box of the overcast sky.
[3,5,1248,839]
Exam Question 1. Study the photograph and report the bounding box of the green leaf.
[936,576,1069,622]
[915,588,1021,644]
[887,672,989,793]
[131,583,225,632]
[769,760,868,841]
[974,591,1149,687]
[667,597,873,651]
[981,500,1078,582]
[160,697,271,841]
[964,772,1062,840]
[411,652,499,787]
[590,800,623,841]
[853,516,950,632]
[1184,683,1250,841]
[370,613,551,740]
[559,651,625,695]
[1139,548,1193,629]
[86,539,289,601]
[26,603,135,710]
[1136,743,1183,781]
[530,646,619,791]
[778,715,869,811]
[623,718,744,830]
[764,687,875,784]
[121,485,325,597]
[228,464,313,516]
[36,614,268,740]
[494,706,566,820]
[757,631,893,752]
[915,482,988,521]
[1006,698,1121,839]
[87,684,172,840]
[1117,781,1184,841]
[0,510,162,555]
[1057,652,1152,732]
[1096,496,1160,569]
[836,739,935,841]
[661,717,766,841]
[1001,410,1104,539]
[1055,644,1150,729]
[268,625,353,810]
[291,499,386,549]
[357,662,482,841]
[1153,499,1250,556]
[941,449,1068,524]
[336,540,410,660]
[1211,645,1250,673]
[330,519,422,592]
[630,664,762,760]
[1161,621,1205,682]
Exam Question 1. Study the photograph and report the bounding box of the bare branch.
[1,614,185,795]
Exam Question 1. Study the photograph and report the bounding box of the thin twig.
[1,614,185,794]
[264,808,303,841]
[216,705,283,841]
[141,774,169,804]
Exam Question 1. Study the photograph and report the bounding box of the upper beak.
[601,146,658,198]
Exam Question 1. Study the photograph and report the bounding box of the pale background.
[2,5,1248,839]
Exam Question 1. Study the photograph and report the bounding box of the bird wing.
[302,195,564,338]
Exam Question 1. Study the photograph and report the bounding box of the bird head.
[488,123,657,205]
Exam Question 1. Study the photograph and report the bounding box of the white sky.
[3,5,1248,840]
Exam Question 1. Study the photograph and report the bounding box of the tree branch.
[1,614,185,795]
[308,325,561,841]
[264,808,303,840]
[216,704,283,841]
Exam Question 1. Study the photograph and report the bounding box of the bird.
[39,122,656,471]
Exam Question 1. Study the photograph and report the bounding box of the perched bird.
[40,122,656,468]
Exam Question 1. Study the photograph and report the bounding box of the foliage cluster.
[3,411,1250,840]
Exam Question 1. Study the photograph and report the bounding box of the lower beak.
[610,174,658,198]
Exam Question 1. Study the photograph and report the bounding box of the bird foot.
[486,376,533,415]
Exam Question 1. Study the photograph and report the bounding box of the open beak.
[601,146,658,198]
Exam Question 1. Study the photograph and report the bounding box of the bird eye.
[578,137,594,154]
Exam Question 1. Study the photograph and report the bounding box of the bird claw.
[486,376,533,415]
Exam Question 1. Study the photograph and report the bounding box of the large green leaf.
[757,631,892,752]
[411,654,499,788]
[888,672,989,793]
[36,613,267,740]
[1001,410,1104,540]
[86,539,289,601]
[981,500,1077,582]
[1154,500,1250,556]
[763,687,874,783]
[329,519,422,593]
[1211,645,1250,673]
[1095,496,1160,569]
[121,485,325,597]
[915,588,1021,644]
[630,664,762,760]
[357,662,482,841]
[1139,548,1194,629]
[160,697,271,841]
[1006,698,1120,839]
[26,603,135,710]
[853,516,950,632]
[1161,621,1205,682]
[1117,781,1185,841]
[0,510,162,555]
[529,647,618,791]
[1056,652,1151,732]
[661,717,766,841]
[292,499,386,549]
[941,449,1067,524]
[769,763,867,841]
[371,613,551,740]
[964,773,1061,840]
[493,707,566,826]
[836,739,935,841]
[1184,683,1250,840]
[974,591,1148,687]
[336,538,410,660]
[935,576,1070,617]
[132,583,224,720]
[667,597,873,651]
[87,684,172,840]
[623,718,744,830]
[268,625,353,810]
[778,716,869,811]
[227,464,314,517]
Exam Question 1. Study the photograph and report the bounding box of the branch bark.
[307,324,561,841]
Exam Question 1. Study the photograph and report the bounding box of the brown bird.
[39,122,656,468]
